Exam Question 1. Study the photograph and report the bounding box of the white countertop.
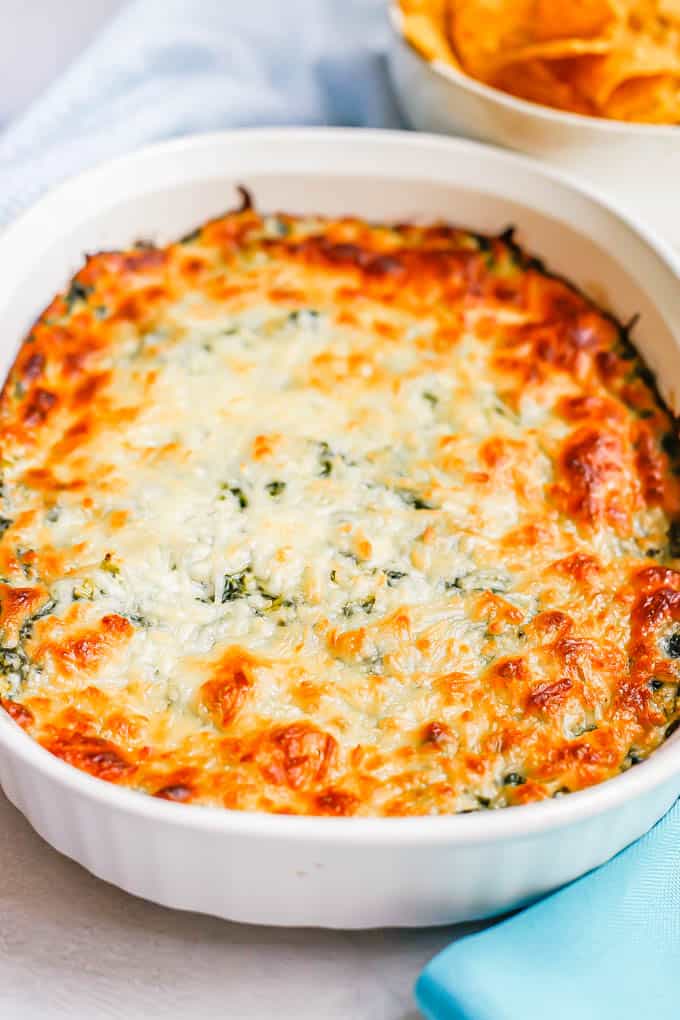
[0,790,477,1019]
[0,0,123,125]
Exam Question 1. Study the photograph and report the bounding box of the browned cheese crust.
[1,202,679,815]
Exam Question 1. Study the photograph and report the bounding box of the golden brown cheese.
[1,199,680,816]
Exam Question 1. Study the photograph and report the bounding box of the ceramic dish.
[387,4,680,248]
[0,128,679,928]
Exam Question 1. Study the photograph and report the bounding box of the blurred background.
[0,0,121,125]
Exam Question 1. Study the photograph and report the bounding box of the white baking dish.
[386,4,680,248]
[0,128,679,929]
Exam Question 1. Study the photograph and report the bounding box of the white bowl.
[387,4,680,247]
[1,128,679,929]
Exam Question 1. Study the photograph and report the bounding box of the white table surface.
[0,791,479,1019]
[0,0,123,125]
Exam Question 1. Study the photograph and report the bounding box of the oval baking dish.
[0,128,679,928]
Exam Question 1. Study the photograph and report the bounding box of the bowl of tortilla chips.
[388,1,680,241]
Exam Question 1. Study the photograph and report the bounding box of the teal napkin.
[416,798,680,1020]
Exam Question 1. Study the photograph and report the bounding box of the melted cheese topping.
[1,204,679,816]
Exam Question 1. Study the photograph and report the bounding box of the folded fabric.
[0,0,401,227]
[416,797,680,1020]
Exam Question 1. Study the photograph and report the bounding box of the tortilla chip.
[492,58,598,114]
[399,0,448,12]
[533,0,619,41]
[659,0,680,21]
[401,11,460,65]
[629,0,680,28]
[448,0,537,78]
[495,36,613,72]
[448,0,619,78]
[569,28,680,104]
[603,71,680,117]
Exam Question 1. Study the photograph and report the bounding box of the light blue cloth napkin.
[0,0,401,227]
[417,801,680,1019]
[1,4,679,1018]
